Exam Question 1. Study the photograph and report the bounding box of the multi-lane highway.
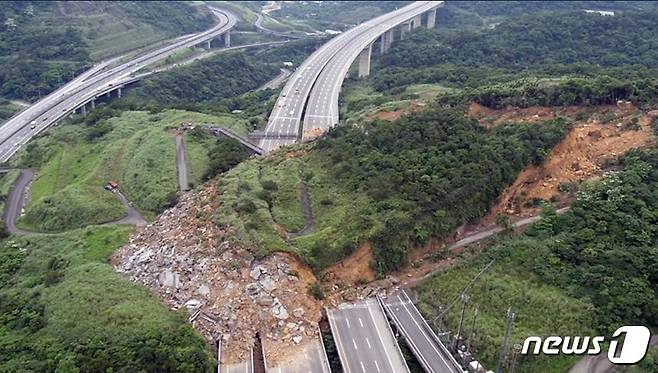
[303,2,442,138]
[328,298,410,373]
[382,290,463,373]
[0,7,237,163]
[260,1,443,152]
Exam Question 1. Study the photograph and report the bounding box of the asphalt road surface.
[2,168,145,234]
[110,191,147,227]
[3,169,35,235]
[0,7,236,163]
[328,298,410,373]
[175,134,190,191]
[382,290,462,373]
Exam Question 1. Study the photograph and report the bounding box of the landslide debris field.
[112,183,323,365]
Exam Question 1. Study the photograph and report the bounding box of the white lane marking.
[383,303,434,373]
[366,300,398,372]
[375,360,381,372]
[397,292,455,372]
[360,361,366,373]
[328,310,353,373]
[346,318,351,328]
[352,338,358,350]
[366,337,372,349]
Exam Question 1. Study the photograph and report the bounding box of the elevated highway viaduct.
[259,1,443,152]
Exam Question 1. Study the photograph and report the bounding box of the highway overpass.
[328,298,410,373]
[0,7,237,163]
[259,1,443,152]
[382,290,464,373]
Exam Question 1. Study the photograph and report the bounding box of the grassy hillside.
[0,99,21,124]
[0,225,214,372]
[272,1,410,31]
[53,1,215,60]
[13,109,248,232]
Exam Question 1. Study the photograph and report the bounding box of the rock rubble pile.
[113,184,322,363]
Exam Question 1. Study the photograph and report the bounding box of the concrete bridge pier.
[413,14,422,28]
[379,31,392,55]
[358,43,373,78]
[427,8,437,28]
[223,31,231,47]
[384,29,393,52]
[206,39,212,49]
[400,21,412,40]
[81,103,86,115]
[117,87,122,98]
[90,100,95,109]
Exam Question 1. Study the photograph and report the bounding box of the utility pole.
[509,343,523,373]
[453,293,469,351]
[496,308,516,373]
[466,304,479,353]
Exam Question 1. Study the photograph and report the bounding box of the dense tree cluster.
[314,108,569,273]
[468,149,658,333]
[383,11,658,70]
[129,53,279,106]
[436,1,658,30]
[371,10,658,103]
[0,2,91,101]
[0,230,214,372]
[437,77,658,110]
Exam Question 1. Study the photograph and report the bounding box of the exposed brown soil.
[323,242,376,286]
[372,100,426,121]
[480,102,655,223]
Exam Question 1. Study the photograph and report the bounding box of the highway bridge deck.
[328,298,410,373]
[382,290,464,373]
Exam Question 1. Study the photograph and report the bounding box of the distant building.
[584,9,615,16]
